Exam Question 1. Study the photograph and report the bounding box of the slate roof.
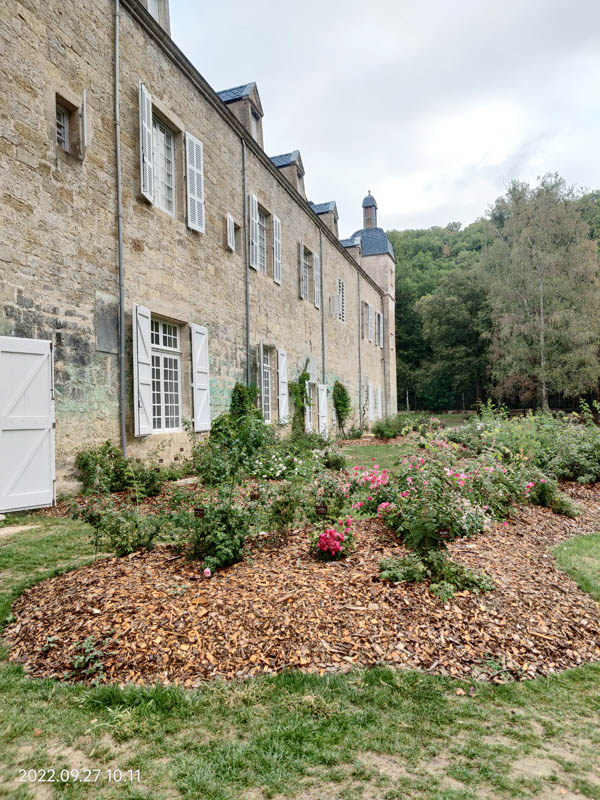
[270,151,301,168]
[340,237,361,248]
[309,201,338,217]
[216,83,256,103]
[350,227,395,258]
[362,193,377,208]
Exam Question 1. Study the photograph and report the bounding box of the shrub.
[304,474,351,524]
[322,448,346,471]
[311,516,356,560]
[77,506,165,556]
[345,425,364,439]
[380,550,493,600]
[332,381,352,435]
[170,503,251,571]
[75,441,165,498]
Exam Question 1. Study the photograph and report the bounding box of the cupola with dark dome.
[362,191,377,228]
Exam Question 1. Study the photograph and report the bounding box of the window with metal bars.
[150,318,181,431]
[56,104,69,152]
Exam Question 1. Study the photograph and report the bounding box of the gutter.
[114,0,126,456]
[357,271,363,429]
[242,140,251,385]
[320,228,325,384]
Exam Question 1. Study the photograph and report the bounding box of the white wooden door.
[0,337,55,512]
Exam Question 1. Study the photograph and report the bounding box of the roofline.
[120,0,385,299]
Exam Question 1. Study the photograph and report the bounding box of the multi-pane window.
[150,318,181,431]
[338,278,346,322]
[262,349,271,422]
[152,117,174,215]
[368,304,374,342]
[56,104,69,152]
[375,311,383,347]
[313,255,321,309]
[257,210,267,273]
[301,249,310,300]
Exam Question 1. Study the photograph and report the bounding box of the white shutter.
[257,341,264,411]
[368,382,374,422]
[0,337,55,512]
[317,384,328,437]
[132,303,153,436]
[249,193,259,269]
[377,385,382,419]
[368,304,374,342]
[227,212,235,251]
[277,348,288,422]
[273,216,282,284]
[191,324,211,432]
[185,132,205,233]
[361,301,367,339]
[313,253,321,308]
[81,88,88,152]
[138,82,153,203]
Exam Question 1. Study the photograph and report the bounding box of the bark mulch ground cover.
[6,484,600,687]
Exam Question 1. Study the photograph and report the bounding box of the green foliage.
[169,502,250,571]
[380,550,493,600]
[75,505,165,556]
[483,175,600,407]
[75,440,164,498]
[303,474,351,525]
[344,425,364,439]
[332,381,352,435]
[289,359,311,438]
[230,382,260,418]
[321,448,346,471]
[69,636,108,681]
[371,412,441,440]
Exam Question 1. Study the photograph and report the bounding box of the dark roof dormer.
[310,200,339,237]
[217,82,264,148]
[270,150,306,199]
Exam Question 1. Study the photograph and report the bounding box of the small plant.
[380,551,493,600]
[311,516,356,560]
[70,636,109,681]
[345,425,364,439]
[322,448,346,471]
[75,440,165,498]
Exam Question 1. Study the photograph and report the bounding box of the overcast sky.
[170,0,600,236]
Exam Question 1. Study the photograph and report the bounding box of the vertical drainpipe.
[319,229,325,384]
[242,139,251,385]
[357,271,363,429]
[114,0,126,456]
[382,294,388,418]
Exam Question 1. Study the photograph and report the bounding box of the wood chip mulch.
[5,484,600,686]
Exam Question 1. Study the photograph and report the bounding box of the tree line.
[389,175,600,411]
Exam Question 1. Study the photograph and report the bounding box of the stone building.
[0,0,397,510]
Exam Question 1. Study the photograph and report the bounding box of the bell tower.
[362,191,377,229]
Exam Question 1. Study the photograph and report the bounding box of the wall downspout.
[242,139,250,384]
[357,272,363,429]
[319,229,325,384]
[382,295,388,418]
[114,0,126,456]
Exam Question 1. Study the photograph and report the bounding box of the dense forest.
[388,176,600,411]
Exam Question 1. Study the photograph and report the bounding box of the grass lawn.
[554,533,600,601]
[341,444,404,471]
[1,517,600,799]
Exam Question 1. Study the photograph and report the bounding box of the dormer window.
[148,0,159,20]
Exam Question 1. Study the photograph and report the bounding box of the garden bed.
[6,484,600,686]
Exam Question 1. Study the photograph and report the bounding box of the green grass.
[0,514,599,799]
[554,533,600,601]
[341,444,404,471]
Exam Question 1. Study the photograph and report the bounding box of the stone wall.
[0,0,395,494]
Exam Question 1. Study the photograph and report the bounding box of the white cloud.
[170,0,600,232]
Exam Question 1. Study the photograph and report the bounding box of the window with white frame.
[338,278,346,322]
[56,103,70,152]
[301,248,310,300]
[152,117,175,215]
[262,348,272,422]
[376,311,383,347]
[273,216,282,284]
[258,209,267,273]
[150,318,181,431]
